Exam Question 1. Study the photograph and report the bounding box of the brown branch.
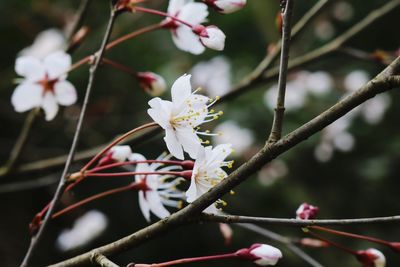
[5,0,398,179]
[197,214,400,227]
[91,252,120,267]
[268,0,294,142]
[49,56,400,267]
[19,4,118,267]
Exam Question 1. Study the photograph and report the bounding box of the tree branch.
[268,0,294,142]
[91,253,120,267]
[49,57,400,267]
[19,4,118,267]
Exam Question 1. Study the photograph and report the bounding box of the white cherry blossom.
[249,244,283,266]
[131,153,185,222]
[186,144,233,212]
[204,0,247,14]
[148,74,220,160]
[11,51,77,121]
[19,28,66,59]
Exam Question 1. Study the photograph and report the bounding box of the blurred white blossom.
[19,29,66,59]
[332,1,354,22]
[56,210,108,251]
[305,71,333,96]
[314,19,335,41]
[191,56,231,97]
[359,94,391,125]
[213,120,253,155]
[344,70,370,92]
[258,160,288,186]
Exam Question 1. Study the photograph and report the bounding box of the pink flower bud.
[236,244,282,266]
[204,0,247,14]
[296,203,319,220]
[199,26,226,51]
[299,238,330,248]
[98,145,132,166]
[219,223,233,245]
[137,72,167,97]
[356,248,386,267]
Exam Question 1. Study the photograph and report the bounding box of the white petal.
[211,144,233,163]
[168,0,191,15]
[148,98,173,129]
[175,127,201,159]
[215,0,246,14]
[204,204,219,214]
[43,51,71,80]
[138,192,151,222]
[164,129,184,160]
[54,80,77,106]
[15,57,45,82]
[109,146,132,162]
[200,26,226,51]
[128,153,146,162]
[185,175,198,203]
[147,192,170,219]
[19,28,66,59]
[41,92,59,121]
[172,27,205,55]
[179,2,208,25]
[171,74,192,106]
[11,83,43,112]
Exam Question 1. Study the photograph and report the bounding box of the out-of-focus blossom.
[236,243,283,266]
[98,145,133,166]
[314,19,335,41]
[314,114,355,162]
[148,74,219,160]
[344,70,370,92]
[356,248,386,267]
[186,144,233,213]
[19,29,66,59]
[305,71,333,96]
[213,120,253,156]
[296,203,319,220]
[137,72,167,96]
[12,51,77,121]
[191,56,231,97]
[56,210,108,251]
[131,153,185,222]
[258,160,288,186]
[203,0,246,14]
[359,94,391,125]
[219,223,233,245]
[299,238,330,248]
[332,1,354,22]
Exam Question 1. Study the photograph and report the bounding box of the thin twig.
[49,63,400,267]
[0,107,40,177]
[65,0,92,46]
[19,4,118,267]
[238,223,324,267]
[268,0,294,143]
[0,174,58,194]
[197,213,400,227]
[91,252,120,267]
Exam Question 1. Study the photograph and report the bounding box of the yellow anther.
[230,190,235,195]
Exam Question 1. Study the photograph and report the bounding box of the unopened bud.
[236,244,282,266]
[296,203,319,220]
[199,26,226,51]
[137,72,167,97]
[356,248,386,267]
[68,26,90,52]
[203,0,247,14]
[219,223,233,245]
[299,238,330,248]
[98,145,132,166]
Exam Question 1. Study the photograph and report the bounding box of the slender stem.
[20,5,118,267]
[88,160,184,173]
[134,253,237,267]
[133,6,193,28]
[268,0,294,143]
[51,183,139,220]
[102,58,138,76]
[309,226,391,246]
[106,23,162,50]
[0,107,40,177]
[91,252,120,267]
[80,122,158,172]
[307,230,357,256]
[84,171,184,177]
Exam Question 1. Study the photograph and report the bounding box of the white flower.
[204,0,247,14]
[137,72,167,96]
[357,248,386,267]
[19,29,66,59]
[198,25,226,51]
[148,74,219,160]
[131,153,185,222]
[191,56,231,97]
[249,244,283,266]
[186,144,233,212]
[11,51,77,121]
[213,120,253,155]
[163,0,209,54]
[56,210,108,251]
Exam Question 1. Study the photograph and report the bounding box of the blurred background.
[1,0,400,266]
